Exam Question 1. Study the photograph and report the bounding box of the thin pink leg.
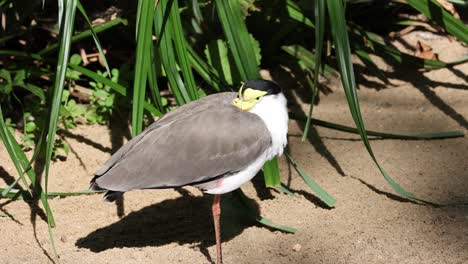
[212,194,223,264]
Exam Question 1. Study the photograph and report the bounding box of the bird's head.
[232,79,282,111]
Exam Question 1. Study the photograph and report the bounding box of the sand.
[1,30,467,264]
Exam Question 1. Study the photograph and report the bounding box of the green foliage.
[86,69,118,124]
[60,90,85,129]
[20,112,37,150]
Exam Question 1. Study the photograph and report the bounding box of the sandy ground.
[1,31,467,264]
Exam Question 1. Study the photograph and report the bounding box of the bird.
[90,79,288,264]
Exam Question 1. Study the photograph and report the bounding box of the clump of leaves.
[86,68,118,124]
[66,54,83,80]
[20,112,37,151]
[60,90,85,129]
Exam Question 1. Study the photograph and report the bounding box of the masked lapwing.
[90,79,288,264]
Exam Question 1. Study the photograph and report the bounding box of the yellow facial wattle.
[232,87,267,111]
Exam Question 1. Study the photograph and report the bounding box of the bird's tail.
[90,175,124,203]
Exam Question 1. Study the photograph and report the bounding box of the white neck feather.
[249,92,288,159]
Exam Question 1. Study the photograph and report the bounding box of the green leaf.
[234,189,297,233]
[76,0,112,76]
[43,0,78,258]
[205,39,233,85]
[69,53,82,65]
[215,0,261,80]
[286,0,314,28]
[187,45,227,92]
[302,0,325,142]
[39,17,128,56]
[354,49,388,83]
[327,0,418,202]
[0,106,32,197]
[154,0,192,105]
[19,83,46,101]
[0,106,55,225]
[132,0,154,136]
[69,64,162,116]
[406,0,468,44]
[351,26,468,69]
[284,152,336,208]
[281,45,336,77]
[168,0,198,100]
[290,113,464,140]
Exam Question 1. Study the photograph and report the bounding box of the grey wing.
[93,96,271,192]
[94,92,237,177]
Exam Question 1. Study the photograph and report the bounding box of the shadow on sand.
[75,192,259,258]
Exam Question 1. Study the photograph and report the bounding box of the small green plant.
[52,137,70,160]
[60,90,85,129]
[20,112,37,151]
[86,69,118,124]
[66,54,83,80]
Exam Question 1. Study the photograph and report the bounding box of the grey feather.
[92,92,271,192]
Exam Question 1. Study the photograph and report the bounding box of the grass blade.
[147,44,164,112]
[69,64,162,116]
[39,17,127,56]
[351,26,468,69]
[284,152,336,208]
[327,0,418,201]
[0,106,32,196]
[42,0,78,257]
[281,45,336,77]
[155,0,192,105]
[302,0,325,142]
[0,188,103,200]
[406,0,468,44]
[187,45,227,92]
[132,0,154,136]
[290,113,464,139]
[76,0,111,76]
[262,159,280,188]
[169,0,198,100]
[215,0,260,80]
[354,49,388,83]
[286,0,314,28]
[234,189,297,233]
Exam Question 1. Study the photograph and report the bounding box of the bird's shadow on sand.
[75,192,257,255]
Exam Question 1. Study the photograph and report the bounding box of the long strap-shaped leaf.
[327,0,420,202]
[187,44,227,92]
[0,109,54,220]
[234,189,297,233]
[215,0,260,80]
[154,0,192,105]
[0,106,32,197]
[76,0,111,77]
[215,0,281,188]
[38,17,127,56]
[302,0,325,141]
[290,113,463,140]
[68,64,162,116]
[169,0,198,100]
[406,0,468,44]
[132,0,154,136]
[43,0,78,258]
[284,152,336,208]
[0,188,103,200]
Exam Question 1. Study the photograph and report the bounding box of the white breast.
[198,93,288,194]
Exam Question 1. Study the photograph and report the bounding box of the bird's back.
[91,92,271,193]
